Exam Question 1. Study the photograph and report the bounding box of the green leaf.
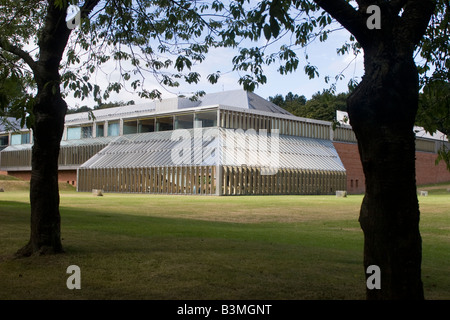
[263,23,271,41]
[270,17,280,38]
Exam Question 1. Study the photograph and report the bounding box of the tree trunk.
[16,2,71,256]
[348,50,424,299]
[17,92,67,256]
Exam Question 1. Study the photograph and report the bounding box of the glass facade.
[96,123,105,137]
[108,121,120,136]
[11,132,30,145]
[67,126,92,140]
[139,118,155,133]
[195,111,217,128]
[123,120,138,135]
[0,134,9,146]
[175,114,194,129]
[156,116,173,131]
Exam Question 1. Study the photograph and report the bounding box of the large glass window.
[81,126,92,139]
[175,114,194,129]
[22,132,30,144]
[156,116,173,131]
[108,121,120,136]
[67,127,81,140]
[123,120,138,135]
[11,132,30,144]
[0,135,8,146]
[195,111,217,128]
[11,134,21,145]
[139,118,155,133]
[96,123,105,137]
[67,126,92,139]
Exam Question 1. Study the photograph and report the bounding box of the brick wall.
[7,170,77,186]
[333,142,366,194]
[416,151,450,185]
[334,141,450,194]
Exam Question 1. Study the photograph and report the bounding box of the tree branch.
[313,0,368,45]
[397,0,436,48]
[80,0,101,18]
[0,38,38,73]
[390,0,409,14]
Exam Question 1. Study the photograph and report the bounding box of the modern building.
[1,89,449,194]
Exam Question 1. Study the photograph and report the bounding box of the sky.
[63,16,365,109]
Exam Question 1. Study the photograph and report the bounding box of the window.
[22,132,30,144]
[11,132,30,144]
[123,120,138,135]
[175,114,194,129]
[96,123,105,137]
[81,126,92,139]
[139,118,155,133]
[11,134,21,145]
[67,127,81,140]
[195,111,217,128]
[108,121,120,136]
[156,116,173,131]
[0,135,8,146]
[67,126,92,140]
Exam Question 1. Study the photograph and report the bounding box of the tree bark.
[16,2,71,256]
[348,50,424,299]
[16,91,67,256]
[11,0,102,256]
[315,0,436,300]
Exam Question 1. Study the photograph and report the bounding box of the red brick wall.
[6,171,31,181]
[334,142,450,193]
[415,151,450,185]
[333,142,366,194]
[7,170,77,186]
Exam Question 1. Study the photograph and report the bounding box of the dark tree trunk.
[16,3,71,256]
[17,92,67,256]
[313,0,435,300]
[348,50,424,299]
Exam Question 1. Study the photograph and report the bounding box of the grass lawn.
[0,185,449,300]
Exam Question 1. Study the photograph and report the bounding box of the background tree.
[0,51,35,130]
[269,90,348,121]
[416,79,450,169]
[268,91,307,116]
[416,0,450,170]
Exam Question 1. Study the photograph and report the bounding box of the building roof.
[336,110,448,142]
[193,90,292,115]
[64,90,293,125]
[80,128,345,172]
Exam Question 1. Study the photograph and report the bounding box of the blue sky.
[65,25,364,108]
